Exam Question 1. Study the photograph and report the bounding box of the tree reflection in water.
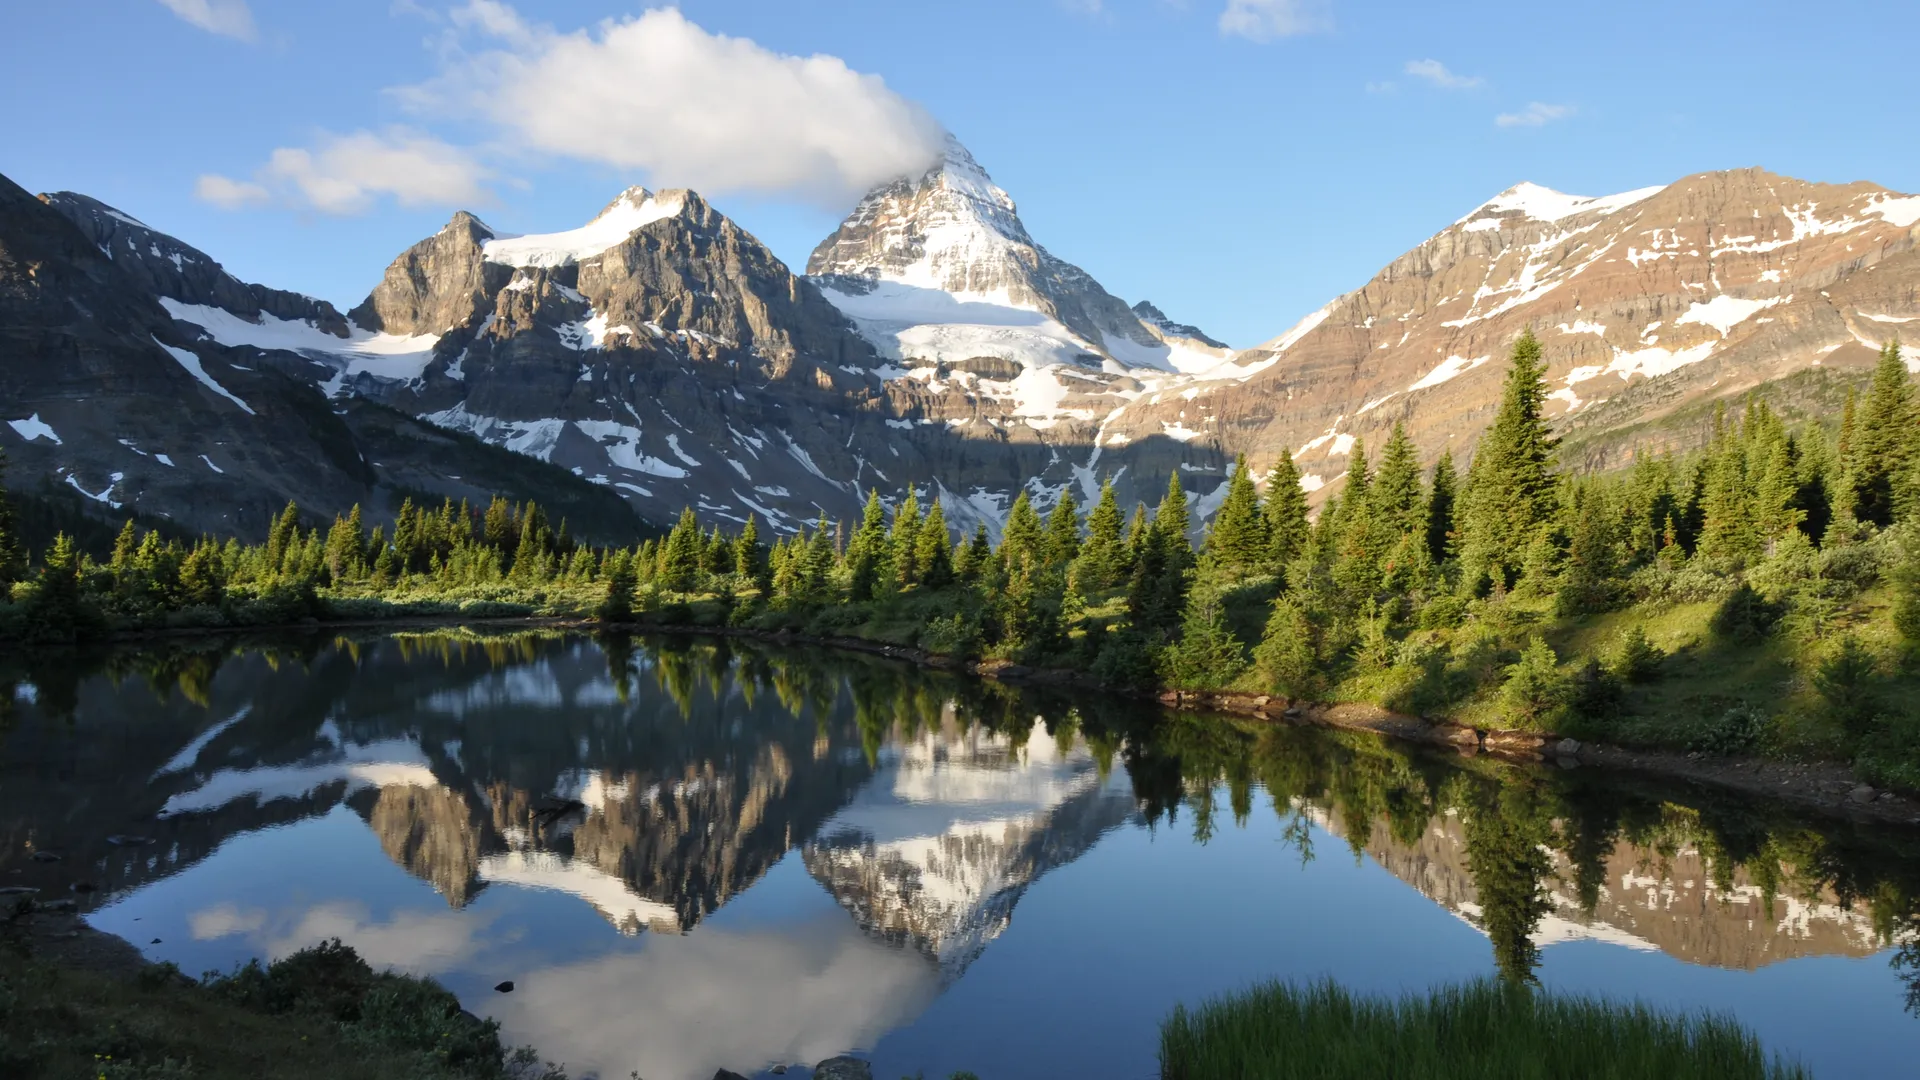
[3,628,1920,1001]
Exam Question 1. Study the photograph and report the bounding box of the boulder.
[1555,738,1582,756]
[1849,784,1878,804]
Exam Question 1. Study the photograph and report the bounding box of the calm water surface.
[5,631,1920,1079]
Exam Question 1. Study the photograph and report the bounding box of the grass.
[0,939,561,1080]
[1159,979,1809,1080]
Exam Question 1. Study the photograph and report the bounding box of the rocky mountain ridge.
[1109,169,1920,495]
[7,152,1917,539]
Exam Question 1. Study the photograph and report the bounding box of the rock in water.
[813,1057,873,1080]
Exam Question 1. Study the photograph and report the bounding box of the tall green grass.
[1159,979,1810,1080]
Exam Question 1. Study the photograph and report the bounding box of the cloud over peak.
[400,3,945,208]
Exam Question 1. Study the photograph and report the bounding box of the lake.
[4,630,1919,1079]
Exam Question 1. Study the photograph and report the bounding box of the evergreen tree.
[735,515,767,590]
[1161,584,1248,690]
[848,489,889,601]
[659,507,704,591]
[1425,448,1458,564]
[1263,449,1311,576]
[265,501,300,573]
[889,485,923,587]
[1155,471,1192,561]
[1371,423,1427,545]
[1001,492,1044,571]
[1205,455,1269,575]
[1074,479,1128,592]
[1459,330,1560,589]
[956,523,993,582]
[1850,339,1916,527]
[1042,492,1082,570]
[1697,434,1759,563]
[916,501,954,588]
[596,550,636,623]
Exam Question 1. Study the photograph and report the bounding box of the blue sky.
[6,0,1917,348]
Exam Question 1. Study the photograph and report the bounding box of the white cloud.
[1405,59,1483,90]
[1219,0,1332,41]
[1496,102,1575,128]
[193,173,270,209]
[204,129,492,215]
[398,4,944,207]
[155,0,256,41]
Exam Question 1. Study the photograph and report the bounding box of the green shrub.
[1710,584,1783,645]
[1609,626,1665,684]
[1499,636,1570,730]
[1689,704,1770,757]
[1812,634,1882,742]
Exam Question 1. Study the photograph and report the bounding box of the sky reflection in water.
[4,631,1919,1080]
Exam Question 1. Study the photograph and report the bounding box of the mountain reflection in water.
[4,631,1920,1080]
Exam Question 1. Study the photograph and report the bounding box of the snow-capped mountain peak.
[482,187,689,269]
[1455,180,1668,229]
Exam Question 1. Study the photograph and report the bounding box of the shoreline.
[29,610,1920,829]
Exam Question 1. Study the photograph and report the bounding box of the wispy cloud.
[1404,59,1482,90]
[1219,0,1332,42]
[193,174,269,209]
[198,129,493,215]
[395,2,944,207]
[1495,102,1574,128]
[154,0,256,42]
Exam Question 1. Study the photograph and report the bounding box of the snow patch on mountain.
[6,414,61,444]
[482,188,686,268]
[1674,295,1786,336]
[159,299,441,385]
[152,336,255,415]
[1458,181,1666,226]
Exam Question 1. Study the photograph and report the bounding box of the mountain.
[1109,169,1920,493]
[10,156,1918,541]
[0,177,647,541]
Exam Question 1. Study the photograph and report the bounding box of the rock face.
[1110,170,1920,495]
[41,191,349,335]
[1,178,645,540]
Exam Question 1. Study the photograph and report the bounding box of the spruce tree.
[1849,339,1916,527]
[1154,472,1193,565]
[847,489,888,600]
[890,485,923,587]
[660,507,704,591]
[1263,449,1311,575]
[1371,423,1427,545]
[916,501,954,587]
[1459,329,1560,589]
[1426,448,1458,564]
[1074,479,1127,591]
[1205,455,1269,575]
[1000,492,1044,571]
[1042,492,1082,570]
